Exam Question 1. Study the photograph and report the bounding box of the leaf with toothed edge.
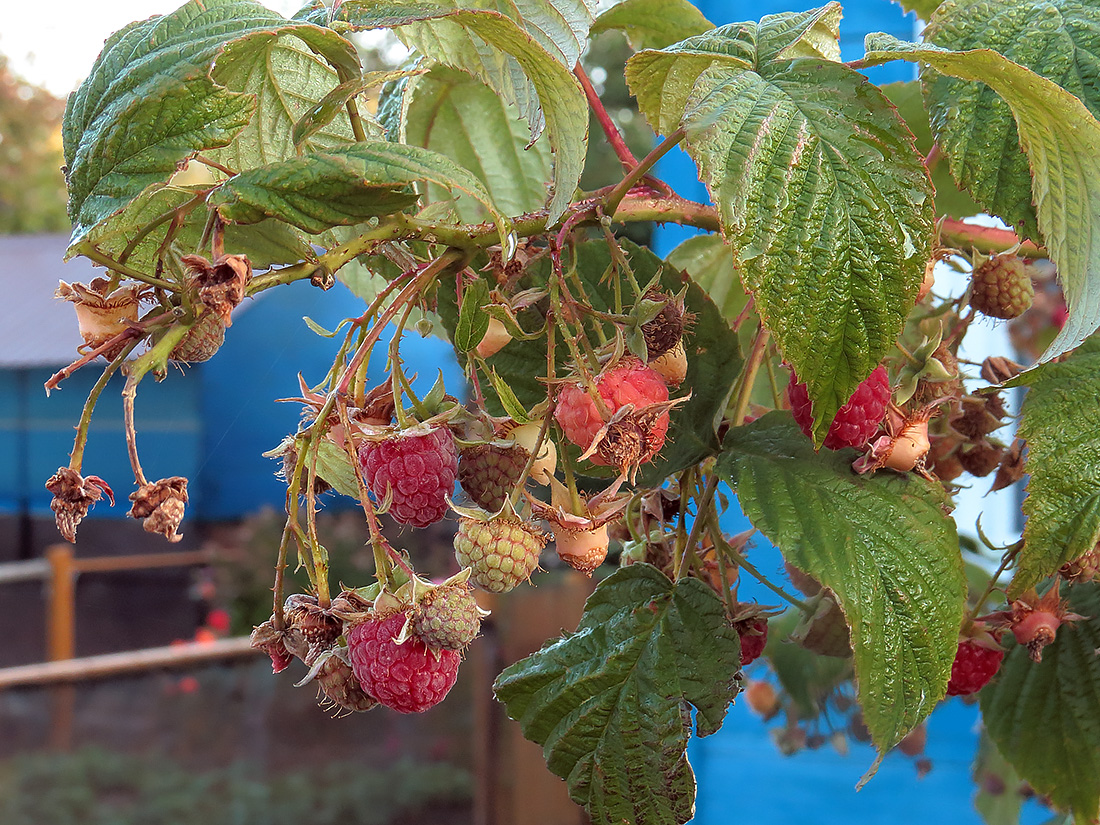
[629,13,935,445]
[590,0,714,52]
[332,0,590,223]
[1005,335,1100,597]
[980,583,1100,824]
[863,32,1100,364]
[494,564,741,825]
[717,413,965,756]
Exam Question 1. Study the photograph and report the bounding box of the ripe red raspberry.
[945,639,1004,696]
[736,617,768,667]
[412,583,484,650]
[454,515,546,593]
[458,443,527,513]
[969,253,1033,319]
[554,359,670,467]
[788,365,890,450]
[359,427,458,528]
[346,612,460,713]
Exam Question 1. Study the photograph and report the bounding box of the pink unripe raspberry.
[555,359,670,467]
[359,428,458,528]
[788,365,890,450]
[347,612,460,713]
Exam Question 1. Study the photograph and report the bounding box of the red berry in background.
[736,617,769,667]
[359,427,458,528]
[347,612,460,713]
[555,358,670,467]
[945,639,1004,696]
[788,365,890,450]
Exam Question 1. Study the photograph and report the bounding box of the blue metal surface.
[0,367,203,518]
[194,279,465,520]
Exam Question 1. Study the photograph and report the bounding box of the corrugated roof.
[0,234,93,367]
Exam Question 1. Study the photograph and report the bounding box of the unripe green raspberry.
[412,583,484,650]
[969,254,1033,319]
[454,515,546,593]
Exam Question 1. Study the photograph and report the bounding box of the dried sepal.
[128,476,189,542]
[44,467,115,542]
[181,253,252,326]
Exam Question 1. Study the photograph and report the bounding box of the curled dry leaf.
[44,467,115,543]
[128,476,189,542]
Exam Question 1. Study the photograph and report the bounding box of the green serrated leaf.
[892,0,941,19]
[62,0,381,247]
[405,67,553,223]
[494,564,740,825]
[70,182,320,272]
[665,233,749,324]
[66,75,254,247]
[864,32,1100,366]
[918,0,1100,244]
[314,439,361,498]
[334,1,589,222]
[717,413,965,752]
[650,44,933,444]
[292,69,417,147]
[210,142,512,239]
[880,81,984,220]
[590,0,714,52]
[1007,335,1100,597]
[625,4,842,136]
[981,583,1100,822]
[208,23,367,171]
[455,279,491,352]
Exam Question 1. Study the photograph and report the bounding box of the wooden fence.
[0,544,594,825]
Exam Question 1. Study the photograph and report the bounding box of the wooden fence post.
[45,543,77,750]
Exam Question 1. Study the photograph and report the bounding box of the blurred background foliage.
[0,56,68,234]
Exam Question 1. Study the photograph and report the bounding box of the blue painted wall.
[195,279,466,520]
[0,367,202,518]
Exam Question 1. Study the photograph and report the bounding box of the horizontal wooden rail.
[0,549,212,583]
[0,637,260,690]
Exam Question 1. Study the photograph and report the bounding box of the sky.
[0,0,302,96]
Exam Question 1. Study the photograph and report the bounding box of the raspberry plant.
[49,0,1100,822]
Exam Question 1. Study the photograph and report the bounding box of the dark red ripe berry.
[788,365,890,450]
[946,639,1004,696]
[346,613,460,713]
[359,428,458,528]
[738,618,768,667]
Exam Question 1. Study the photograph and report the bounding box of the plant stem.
[679,471,718,580]
[963,541,1022,632]
[732,323,771,427]
[79,244,177,290]
[939,218,1044,258]
[604,127,687,218]
[706,513,811,612]
[271,518,294,630]
[67,344,137,471]
[121,373,148,488]
[574,63,638,172]
[336,252,461,397]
